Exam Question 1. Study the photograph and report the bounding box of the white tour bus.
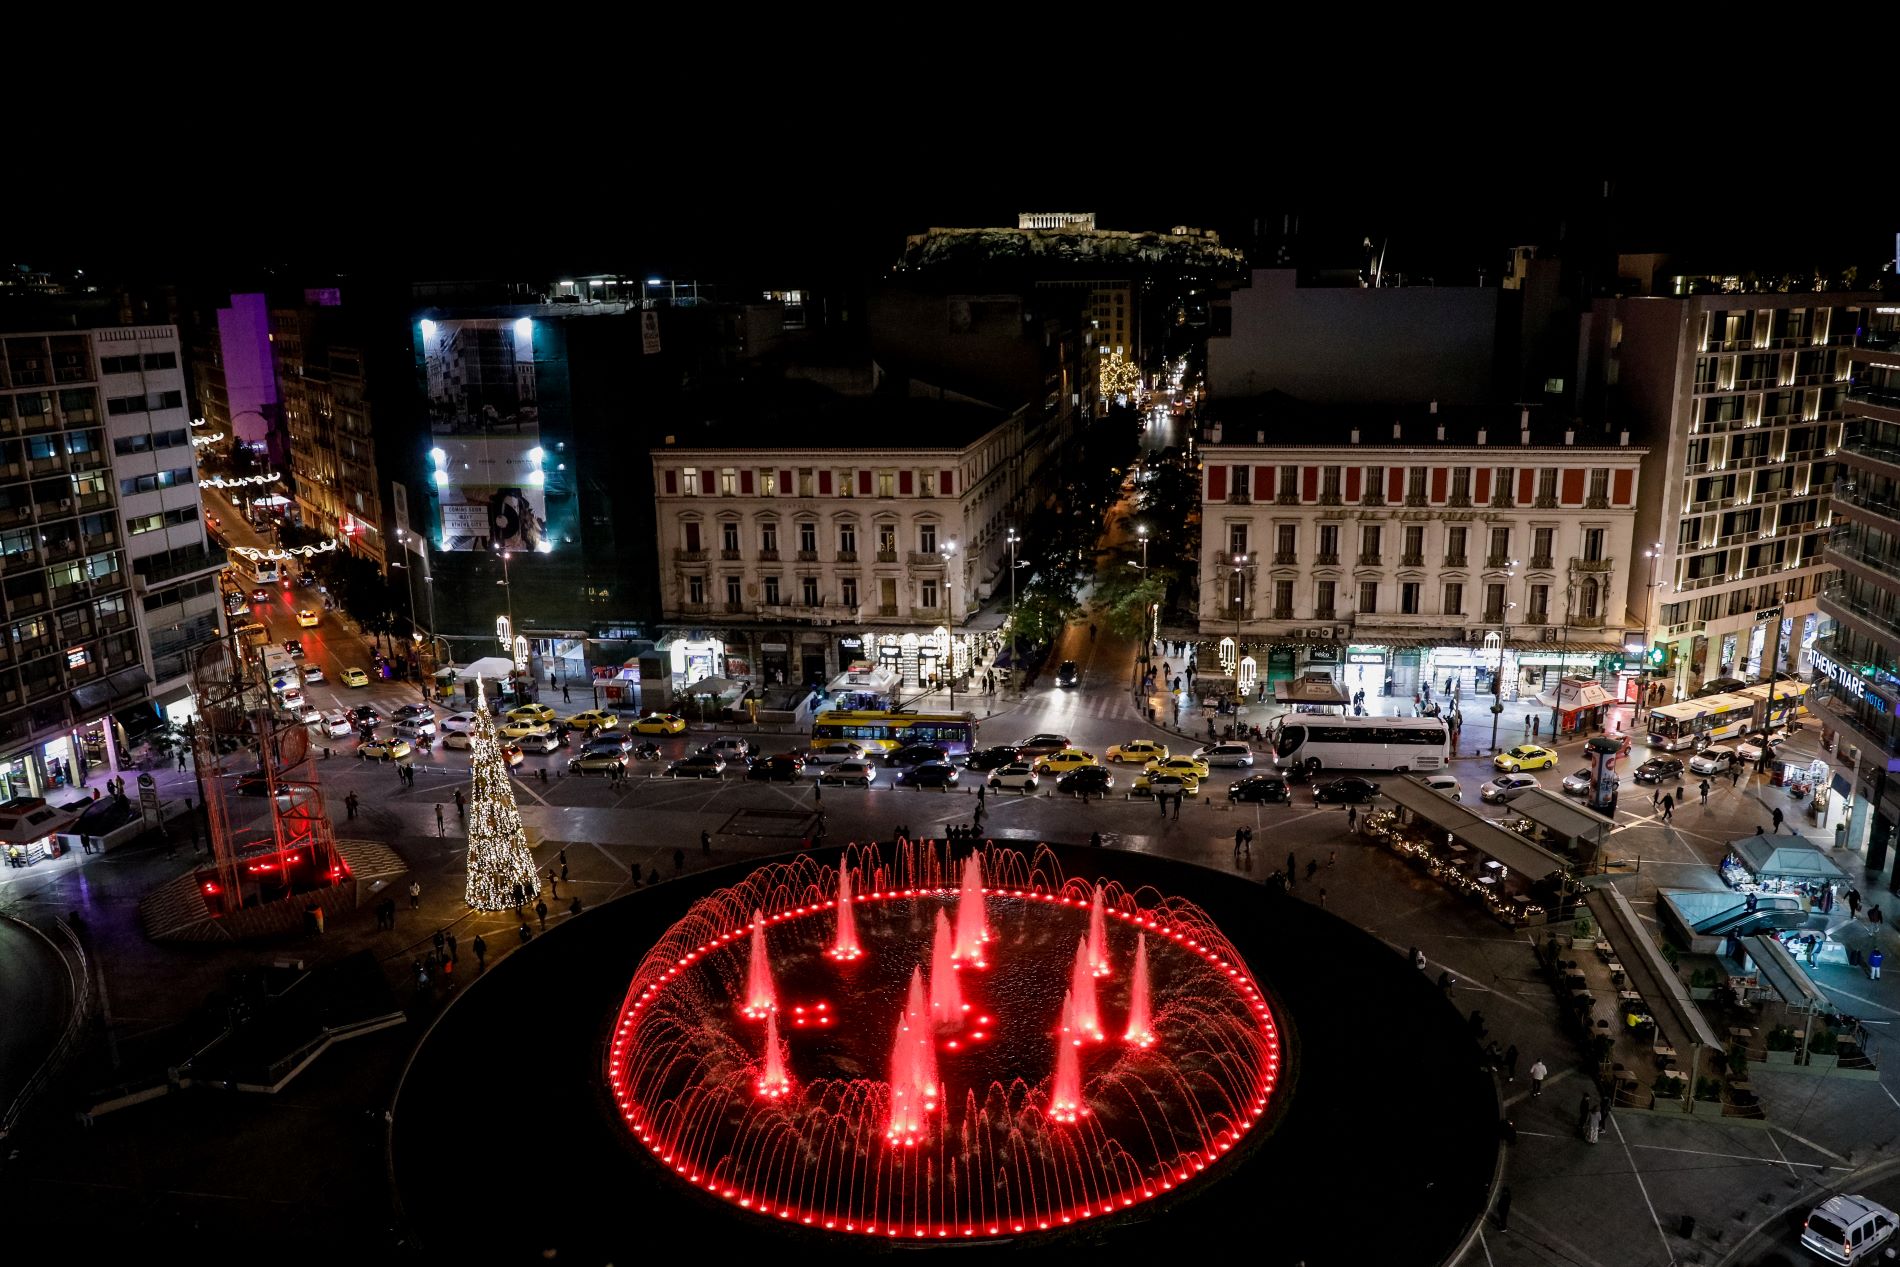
[1646,692,1757,751]
[1269,715,1451,773]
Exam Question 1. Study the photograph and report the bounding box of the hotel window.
[681,467,700,495]
[719,468,737,495]
[760,522,778,554]
[1484,583,1506,621]
[1276,524,1295,559]
[725,576,741,607]
[763,575,781,604]
[1443,582,1463,615]
[1407,466,1427,501]
[801,577,820,605]
[1363,466,1384,502]
[877,524,896,555]
[798,521,817,554]
[1400,582,1421,614]
[1317,524,1338,561]
[1279,465,1298,498]
[759,469,778,496]
[1229,523,1248,556]
[1357,581,1378,614]
[687,575,705,605]
[1359,525,1381,562]
[919,523,937,553]
[1588,468,1609,502]
[838,469,854,497]
[721,522,740,553]
[1316,580,1336,616]
[1583,528,1605,562]
[1492,468,1513,504]
[839,523,856,554]
[1528,584,1549,624]
[1321,466,1341,499]
[1273,579,1294,615]
[798,469,815,497]
[920,471,936,497]
[1450,467,1471,501]
[1532,527,1554,565]
[1488,527,1511,564]
[840,576,858,606]
[877,471,895,498]
[1536,468,1557,504]
[1402,525,1423,564]
[920,579,938,609]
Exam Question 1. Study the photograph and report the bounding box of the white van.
[1802,1194,1897,1263]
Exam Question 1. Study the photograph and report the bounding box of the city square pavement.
[2,618,1896,1264]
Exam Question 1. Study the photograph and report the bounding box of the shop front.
[664,635,730,689]
[0,796,83,866]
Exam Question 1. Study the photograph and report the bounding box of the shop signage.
[838,637,864,650]
[1348,651,1385,665]
[761,642,788,652]
[1755,607,1784,622]
[1812,648,1890,714]
[66,646,89,669]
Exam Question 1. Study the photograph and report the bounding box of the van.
[1802,1194,1897,1263]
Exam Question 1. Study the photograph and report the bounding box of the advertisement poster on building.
[421,317,549,552]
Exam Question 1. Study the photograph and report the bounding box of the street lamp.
[1486,558,1520,756]
[493,543,515,695]
[1006,529,1022,696]
[1231,552,1249,704]
[1641,541,1665,718]
[390,537,423,705]
[940,538,958,707]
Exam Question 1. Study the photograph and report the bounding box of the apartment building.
[1818,302,1900,871]
[1590,291,1875,700]
[273,299,386,570]
[1197,401,1645,701]
[650,392,1032,695]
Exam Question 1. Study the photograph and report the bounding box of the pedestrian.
[976,782,985,807]
[1171,793,1181,821]
[454,789,465,818]
[1347,805,1357,832]
[648,864,661,885]
[547,868,559,899]
[1699,780,1710,807]
[1504,1044,1518,1081]
[558,848,568,868]
[177,750,187,771]
[345,791,359,820]
[1437,970,1454,993]
[1771,806,1785,834]
[518,922,532,944]
[472,933,486,971]
[1468,1009,1487,1039]
[560,862,569,882]
[701,829,711,854]
[1305,858,1318,881]
[436,804,445,835]
[1652,788,1662,810]
[1850,888,1863,919]
[1529,1059,1547,1097]
[1662,794,1673,824]
[1328,846,1337,866]
[1578,1093,1592,1135]
[535,898,548,930]
[446,931,457,963]
[1410,947,1426,970]
[1287,851,1297,879]
[562,684,570,702]
[1317,887,1326,908]
[1874,905,1886,932]
[510,881,525,912]
[1871,947,1884,980]
[1235,827,1246,857]
[408,879,421,910]
[568,896,582,917]
[432,928,445,958]
[813,779,822,804]
[630,860,642,887]
[673,847,685,873]
[1730,764,1740,787]
[1243,826,1254,856]
[1157,791,1167,818]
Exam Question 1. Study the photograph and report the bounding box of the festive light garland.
[190,432,225,446]
[1100,350,1141,399]
[463,679,541,911]
[227,541,339,561]
[202,473,283,488]
[1362,808,1546,925]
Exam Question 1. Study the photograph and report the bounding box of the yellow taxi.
[359,736,412,761]
[1145,754,1211,780]
[1133,770,1201,798]
[1107,739,1169,764]
[564,709,620,732]
[1493,744,1558,773]
[507,704,557,725]
[500,718,554,740]
[341,667,370,687]
[296,608,322,627]
[1034,748,1099,776]
[634,713,687,735]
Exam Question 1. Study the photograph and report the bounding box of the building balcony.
[1485,554,1512,570]
[757,549,780,562]
[1400,553,1424,567]
[909,607,947,622]
[1490,495,1514,508]
[720,549,742,561]
[877,603,899,617]
[1276,493,1299,505]
[1482,609,1507,625]
[1314,608,1337,621]
[1573,558,1614,573]
[835,550,858,563]
[755,602,862,623]
[723,601,745,614]
[1319,494,1343,506]
[1228,489,1251,505]
[1405,495,1428,507]
[1584,496,1610,509]
[1443,555,1467,569]
[875,550,898,564]
[1273,552,1297,566]
[1528,555,1553,570]
[1447,495,1472,508]
[1362,493,1385,507]
[1270,606,1294,620]
[674,548,709,562]
[908,552,946,567]
[1314,553,1340,566]
[1570,613,1608,629]
[796,550,818,563]
[1356,554,1382,567]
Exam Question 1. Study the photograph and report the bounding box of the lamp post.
[391,535,423,705]
[940,538,958,707]
[1486,558,1520,756]
[494,543,514,698]
[1231,552,1249,707]
[1641,541,1665,718]
[1128,524,1153,665]
[1007,529,1021,696]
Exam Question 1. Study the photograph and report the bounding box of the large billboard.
[422,318,548,552]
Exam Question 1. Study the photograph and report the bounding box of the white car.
[516,730,563,755]
[269,674,299,695]
[819,759,878,787]
[988,762,1040,792]
[1559,768,1594,798]
[440,712,481,734]
[1802,1192,1898,1263]
[300,664,325,683]
[441,731,475,750]
[294,703,323,726]
[1735,730,1787,764]
[1479,773,1541,803]
[393,717,437,741]
[1419,773,1462,801]
[316,709,352,738]
[1689,745,1737,776]
[805,740,867,764]
[1195,742,1256,768]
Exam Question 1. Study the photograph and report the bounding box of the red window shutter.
[1517,470,1535,505]
[1301,466,1318,502]
[741,469,754,495]
[857,470,872,496]
[818,470,833,496]
[1387,468,1404,504]
[1473,469,1491,504]
[1345,468,1362,502]
[1612,469,1633,506]
[1430,468,1447,502]
[899,470,914,496]
[779,469,792,493]
[1561,469,1585,505]
[1253,465,1272,501]
[940,469,954,495]
[1207,465,1227,502]
[664,470,677,495]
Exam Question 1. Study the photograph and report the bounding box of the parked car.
[1133,771,1198,798]
[819,759,878,787]
[1735,730,1787,763]
[359,735,412,762]
[958,744,1022,772]
[1801,1192,1898,1263]
[1479,773,1542,803]
[569,750,627,775]
[665,754,727,779]
[987,762,1040,792]
[1560,768,1594,797]
[1195,743,1255,768]
[1056,766,1114,796]
[1015,733,1071,758]
[1689,745,1737,776]
[1493,745,1558,773]
[1227,774,1290,804]
[898,760,961,788]
[1056,660,1080,688]
[1633,756,1684,783]
[1037,749,1100,776]
[1106,739,1169,764]
[707,736,752,763]
[633,713,687,735]
[746,753,806,782]
[1418,773,1463,801]
[887,742,950,768]
[1314,776,1381,804]
[508,704,557,725]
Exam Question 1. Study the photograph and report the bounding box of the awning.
[113,701,167,741]
[1381,777,1572,879]
[1509,639,1622,655]
[1508,788,1615,850]
[1274,673,1351,705]
[70,666,152,719]
[1590,884,1726,1053]
[684,675,746,696]
[455,656,519,682]
[0,796,84,846]
[1744,934,1830,1011]
[1533,677,1613,713]
[1729,834,1847,882]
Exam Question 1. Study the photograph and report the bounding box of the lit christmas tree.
[463,679,541,910]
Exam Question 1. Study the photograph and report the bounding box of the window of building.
[877,523,896,556]
[99,355,140,374]
[920,579,938,609]
[840,576,858,607]
[1588,468,1609,502]
[1528,584,1549,623]
[1318,524,1338,561]
[877,471,895,498]
[1536,468,1558,503]
[762,575,781,604]
[725,576,741,608]
[1443,582,1463,615]
[1407,466,1427,501]
[1400,581,1421,614]
[682,522,702,553]
[1364,466,1385,502]
[1493,468,1514,504]
[1358,581,1378,614]
[721,522,740,553]
[1484,583,1507,621]
[801,576,820,605]
[718,468,737,495]
[687,575,705,605]
[1451,467,1471,501]
[759,470,778,496]
[1316,580,1336,616]
[681,467,700,495]
[838,469,854,498]
[1532,527,1554,565]
[1274,579,1294,615]
[1402,525,1423,563]
[760,522,778,553]
[1360,525,1381,562]
[143,351,177,370]
[1581,577,1600,619]
[1321,466,1341,499]
[1488,527,1511,564]
[919,523,937,553]
[839,523,857,556]
[1583,528,1605,562]
[1276,524,1295,559]
[1279,465,1298,499]
[1229,523,1248,556]
[798,469,814,497]
[798,521,817,554]
[920,471,935,497]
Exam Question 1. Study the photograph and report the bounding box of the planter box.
[1806,1052,1840,1069]
[1762,1049,1798,1065]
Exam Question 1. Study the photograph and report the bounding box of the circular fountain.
[606,843,1279,1240]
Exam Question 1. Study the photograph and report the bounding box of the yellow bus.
[810,710,976,755]
[1738,680,1809,728]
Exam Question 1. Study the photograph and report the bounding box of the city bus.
[1268,715,1450,773]
[234,553,281,587]
[810,710,976,756]
[1737,680,1809,729]
[1645,692,1758,751]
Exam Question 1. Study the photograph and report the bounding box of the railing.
[877,603,899,616]
[1443,555,1467,569]
[1357,554,1382,566]
[719,549,741,561]
[674,548,709,562]
[1573,558,1615,572]
[723,602,745,614]
[1271,607,1294,619]
[1529,555,1553,570]
[909,607,946,621]
[1447,495,1471,508]
[1273,552,1297,565]
[1319,494,1342,506]
[835,550,857,563]
[757,549,780,562]
[1314,553,1339,566]
[1228,489,1251,504]
[1405,495,1427,507]
[756,602,861,621]
[1490,494,1514,507]
[1362,492,1385,506]
[1485,554,1512,569]
[908,552,946,567]
[1571,613,1608,629]
[1482,609,1506,624]
[1400,553,1423,567]
[875,551,898,564]
[1314,608,1337,621]
[796,550,818,562]
[1276,493,1299,505]
[1585,496,1610,509]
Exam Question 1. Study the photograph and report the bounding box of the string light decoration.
[1362,808,1546,925]
[463,679,541,911]
[1099,350,1141,400]
[202,473,284,488]
[227,541,339,562]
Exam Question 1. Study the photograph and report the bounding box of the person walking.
[1171,792,1182,821]
[510,881,525,913]
[1730,764,1741,788]
[1578,1093,1593,1137]
[1529,1058,1548,1097]
[432,928,446,959]
[518,922,532,944]
[1234,827,1246,858]
[1771,805,1786,835]
[1157,790,1168,819]
[1287,851,1297,879]
[673,847,686,873]
[1849,887,1863,920]
[547,868,559,899]
[1652,787,1662,810]
[535,898,548,930]
[1661,793,1674,824]
[1871,947,1884,980]
[345,791,360,820]
[1347,805,1358,832]
[1699,779,1710,807]
[471,933,487,971]
[1327,846,1336,866]
[1243,826,1254,857]
[568,896,582,917]
[701,830,711,854]
[435,804,446,836]
[976,782,985,808]
[408,879,421,910]
[454,789,465,818]
[1503,1044,1519,1081]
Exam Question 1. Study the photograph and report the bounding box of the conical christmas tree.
[463,680,541,910]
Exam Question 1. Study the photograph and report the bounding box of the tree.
[1092,565,1170,641]
[463,680,540,911]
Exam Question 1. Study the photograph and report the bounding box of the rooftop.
[1202,392,1644,452]
[654,379,1009,454]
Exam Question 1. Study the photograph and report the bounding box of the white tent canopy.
[455,656,519,682]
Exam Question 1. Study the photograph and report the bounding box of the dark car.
[1314,776,1381,804]
[583,731,633,755]
[1056,766,1114,796]
[887,742,950,768]
[234,772,272,797]
[1056,660,1080,688]
[1694,677,1749,698]
[350,705,383,726]
[1633,756,1684,784]
[959,745,1022,772]
[898,760,961,788]
[1016,733,1072,758]
[746,753,806,782]
[632,740,662,761]
[283,639,305,659]
[1228,774,1291,804]
[666,755,726,779]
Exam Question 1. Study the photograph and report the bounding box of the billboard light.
[420,319,436,339]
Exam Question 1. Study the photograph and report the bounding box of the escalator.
[1692,893,1808,938]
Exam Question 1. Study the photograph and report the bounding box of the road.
[0,916,72,1127]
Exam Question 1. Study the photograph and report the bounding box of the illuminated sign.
[1811,648,1890,715]
[66,646,89,669]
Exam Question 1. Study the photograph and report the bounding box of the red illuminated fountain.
[608,841,1281,1240]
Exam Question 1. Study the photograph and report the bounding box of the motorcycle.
[633,742,662,762]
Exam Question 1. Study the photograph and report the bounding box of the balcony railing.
[1573,558,1614,573]
[1444,555,1467,569]
[1529,555,1553,570]
[1447,494,1472,508]
[1585,496,1610,509]
[1482,609,1506,624]
[1314,608,1337,621]
[1273,552,1297,565]
[755,602,862,621]
[674,548,709,562]
[877,603,899,616]
[909,606,946,621]
[1276,492,1299,505]
[1405,494,1428,507]
[796,550,818,562]
[720,548,741,561]
[1270,607,1294,620]
[1228,489,1251,504]
[908,551,946,567]
[1314,552,1339,566]
[1400,553,1424,567]
[1485,554,1512,569]
[757,549,780,562]
[1570,613,1608,629]
[835,550,857,563]
[875,550,898,564]
[1357,554,1382,567]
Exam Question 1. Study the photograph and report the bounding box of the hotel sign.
[1811,648,1890,715]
